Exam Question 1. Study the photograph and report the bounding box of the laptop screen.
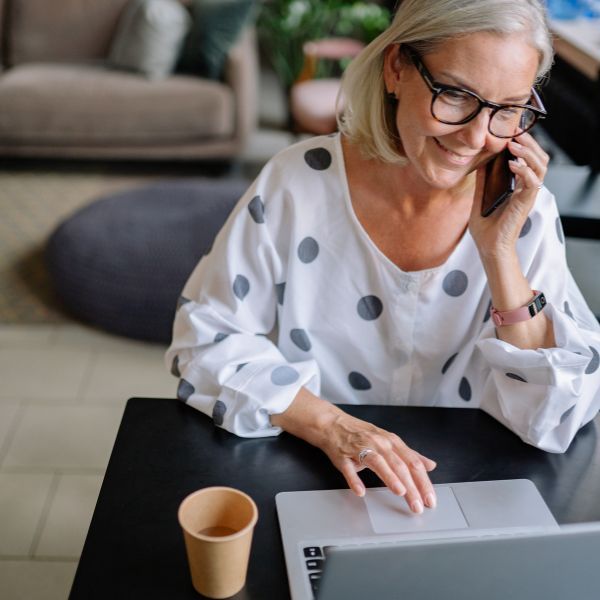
[318,523,600,600]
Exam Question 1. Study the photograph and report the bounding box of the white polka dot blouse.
[166,134,600,453]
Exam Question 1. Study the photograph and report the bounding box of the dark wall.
[542,56,599,170]
[381,0,398,14]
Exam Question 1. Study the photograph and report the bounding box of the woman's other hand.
[322,410,437,513]
[271,387,437,514]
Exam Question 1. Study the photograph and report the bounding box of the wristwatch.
[490,290,547,327]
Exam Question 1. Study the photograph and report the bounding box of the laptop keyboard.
[303,546,335,597]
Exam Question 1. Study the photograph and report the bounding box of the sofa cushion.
[109,0,191,80]
[0,63,234,145]
[178,0,256,79]
[6,0,131,66]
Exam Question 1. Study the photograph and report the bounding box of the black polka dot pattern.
[171,356,181,377]
[555,217,564,244]
[177,296,191,310]
[442,353,458,374]
[459,377,472,401]
[559,405,575,425]
[177,379,194,402]
[212,400,227,426]
[304,147,332,170]
[214,333,229,343]
[506,372,527,383]
[233,275,250,300]
[585,347,599,375]
[349,371,372,390]
[519,217,532,238]
[357,295,383,321]
[483,299,492,323]
[564,301,574,320]
[276,282,286,305]
[248,195,265,223]
[443,270,468,297]
[271,366,300,386]
[298,237,319,263]
[290,328,311,351]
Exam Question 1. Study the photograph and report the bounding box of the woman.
[166,0,600,514]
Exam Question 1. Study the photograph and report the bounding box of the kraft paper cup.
[178,487,258,599]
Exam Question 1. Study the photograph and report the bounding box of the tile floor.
[0,323,177,600]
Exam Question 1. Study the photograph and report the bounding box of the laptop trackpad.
[364,486,468,534]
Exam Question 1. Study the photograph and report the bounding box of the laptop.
[275,479,561,600]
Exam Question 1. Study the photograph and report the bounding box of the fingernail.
[410,500,424,514]
[425,493,437,509]
[355,485,365,497]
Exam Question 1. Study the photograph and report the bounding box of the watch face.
[530,292,546,317]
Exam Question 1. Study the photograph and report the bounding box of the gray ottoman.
[46,178,248,343]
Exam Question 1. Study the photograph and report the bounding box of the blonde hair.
[338,0,553,164]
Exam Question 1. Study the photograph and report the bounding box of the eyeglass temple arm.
[404,46,438,92]
[530,87,547,115]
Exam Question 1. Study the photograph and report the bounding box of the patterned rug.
[0,168,162,323]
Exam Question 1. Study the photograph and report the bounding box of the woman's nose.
[459,109,492,149]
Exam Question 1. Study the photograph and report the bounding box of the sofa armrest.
[223,26,258,148]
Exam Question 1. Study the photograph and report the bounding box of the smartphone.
[480,147,516,217]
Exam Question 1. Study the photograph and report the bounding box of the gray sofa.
[0,0,258,160]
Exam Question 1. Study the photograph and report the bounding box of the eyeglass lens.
[433,90,537,137]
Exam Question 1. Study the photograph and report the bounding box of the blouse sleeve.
[475,191,600,453]
[165,166,321,438]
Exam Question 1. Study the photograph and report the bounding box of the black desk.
[70,398,600,600]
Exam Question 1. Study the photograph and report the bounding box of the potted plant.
[257,0,391,92]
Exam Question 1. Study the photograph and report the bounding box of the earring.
[386,91,398,103]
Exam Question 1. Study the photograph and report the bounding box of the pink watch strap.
[490,290,547,327]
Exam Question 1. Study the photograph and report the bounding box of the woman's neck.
[340,134,474,272]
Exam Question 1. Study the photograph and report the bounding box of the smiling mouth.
[433,138,478,164]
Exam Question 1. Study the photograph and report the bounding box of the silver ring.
[537,182,544,190]
[358,448,375,465]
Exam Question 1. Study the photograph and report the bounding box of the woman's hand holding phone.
[468,132,555,351]
[469,132,549,261]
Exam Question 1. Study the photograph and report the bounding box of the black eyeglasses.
[403,46,546,139]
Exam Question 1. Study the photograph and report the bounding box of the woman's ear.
[383,43,408,96]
